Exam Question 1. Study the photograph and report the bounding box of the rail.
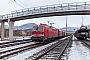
[26,36,72,60]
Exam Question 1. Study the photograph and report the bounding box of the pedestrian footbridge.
[0,2,90,21]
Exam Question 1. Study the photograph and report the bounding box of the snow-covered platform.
[61,40,90,60]
[0,36,31,42]
[0,40,9,43]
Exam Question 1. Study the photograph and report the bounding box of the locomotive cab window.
[33,26,43,31]
[33,26,38,31]
[38,26,43,31]
[80,26,87,29]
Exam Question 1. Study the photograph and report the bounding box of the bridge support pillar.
[1,21,4,40]
[8,19,14,41]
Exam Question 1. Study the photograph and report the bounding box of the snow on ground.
[6,40,58,60]
[6,36,70,60]
[14,36,31,40]
[62,40,90,60]
[87,38,90,40]
[0,36,31,42]
[60,36,70,40]
[0,36,31,44]
[72,35,77,40]
[0,40,9,43]
[0,42,35,52]
[0,38,9,43]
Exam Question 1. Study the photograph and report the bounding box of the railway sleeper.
[39,39,71,60]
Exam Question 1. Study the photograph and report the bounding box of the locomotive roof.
[40,23,48,26]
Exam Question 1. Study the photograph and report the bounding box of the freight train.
[31,23,68,42]
[74,25,90,40]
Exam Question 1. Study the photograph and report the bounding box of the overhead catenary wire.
[9,0,25,8]
[18,0,29,8]
[14,0,25,8]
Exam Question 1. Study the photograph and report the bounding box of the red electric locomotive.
[31,23,61,42]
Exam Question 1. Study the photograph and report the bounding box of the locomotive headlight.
[31,34,36,36]
[38,34,44,36]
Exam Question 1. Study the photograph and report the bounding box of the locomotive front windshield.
[33,26,43,31]
[80,26,87,29]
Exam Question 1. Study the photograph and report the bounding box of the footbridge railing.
[1,2,90,20]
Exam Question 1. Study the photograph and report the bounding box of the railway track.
[0,42,43,59]
[81,40,90,49]
[0,38,61,59]
[0,39,32,48]
[26,36,72,60]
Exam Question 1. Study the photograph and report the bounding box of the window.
[38,26,43,31]
[80,26,86,29]
[33,26,43,31]
[33,26,38,31]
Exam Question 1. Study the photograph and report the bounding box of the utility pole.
[81,16,83,26]
[50,23,54,27]
[66,16,67,35]
[58,26,59,29]
[47,21,50,26]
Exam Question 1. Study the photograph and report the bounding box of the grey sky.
[0,0,90,28]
